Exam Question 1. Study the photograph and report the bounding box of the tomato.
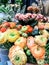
[0,27,6,32]
[27,36,36,49]
[30,45,45,59]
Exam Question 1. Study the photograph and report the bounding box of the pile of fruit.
[0,13,49,65]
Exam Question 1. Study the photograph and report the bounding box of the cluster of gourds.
[0,13,49,65]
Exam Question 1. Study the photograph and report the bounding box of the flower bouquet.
[0,13,49,65]
[15,13,48,26]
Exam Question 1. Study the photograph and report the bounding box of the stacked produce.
[0,13,49,65]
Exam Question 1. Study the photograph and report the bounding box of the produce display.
[0,13,49,65]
